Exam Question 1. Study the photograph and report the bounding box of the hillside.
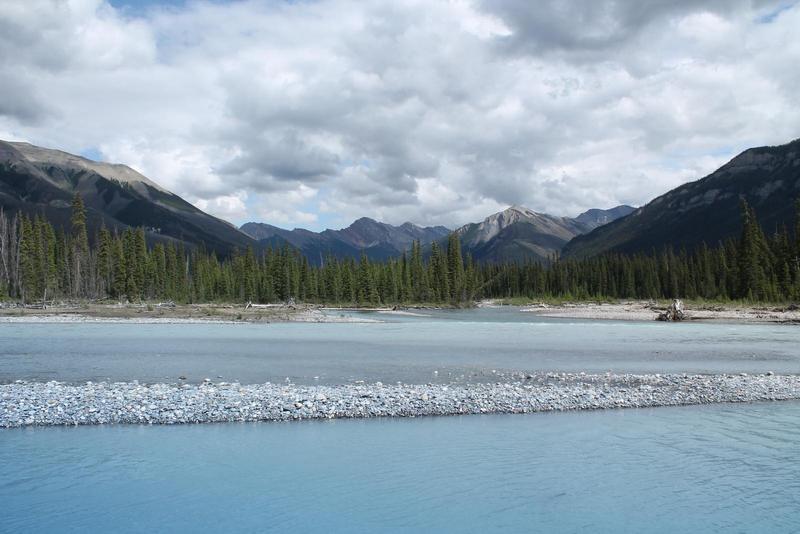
[0,140,254,253]
[562,139,800,259]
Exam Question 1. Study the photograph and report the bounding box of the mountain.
[562,139,800,259]
[0,140,254,253]
[574,205,636,230]
[332,217,450,251]
[454,205,633,262]
[240,218,450,264]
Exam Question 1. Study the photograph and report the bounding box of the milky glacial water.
[2,401,800,533]
[0,307,798,384]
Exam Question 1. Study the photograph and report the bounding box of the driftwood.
[244,302,285,309]
[657,299,686,322]
[245,300,297,310]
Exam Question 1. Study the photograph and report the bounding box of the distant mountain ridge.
[0,140,254,253]
[240,218,450,263]
[242,205,635,264]
[562,138,800,259]
[334,217,450,250]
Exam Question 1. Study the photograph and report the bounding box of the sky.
[1,0,799,231]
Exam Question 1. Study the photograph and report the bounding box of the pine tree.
[112,235,127,299]
[97,226,113,296]
[40,217,57,301]
[134,228,147,296]
[446,232,465,302]
[71,193,89,297]
[18,216,37,302]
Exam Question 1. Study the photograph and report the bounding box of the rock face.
[657,299,686,322]
[454,205,634,263]
[457,206,585,247]
[563,138,800,259]
[0,140,254,254]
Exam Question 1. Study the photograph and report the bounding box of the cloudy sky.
[1,0,799,230]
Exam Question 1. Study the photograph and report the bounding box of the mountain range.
[240,218,450,263]
[240,205,634,264]
[3,137,798,264]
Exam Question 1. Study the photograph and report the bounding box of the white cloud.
[0,0,798,230]
[194,192,249,222]
[252,184,319,228]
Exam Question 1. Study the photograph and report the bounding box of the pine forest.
[1,195,799,305]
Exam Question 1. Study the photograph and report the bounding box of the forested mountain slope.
[0,140,254,254]
[563,139,800,259]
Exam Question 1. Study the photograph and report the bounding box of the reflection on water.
[2,401,800,533]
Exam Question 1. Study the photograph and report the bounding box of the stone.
[3,373,800,428]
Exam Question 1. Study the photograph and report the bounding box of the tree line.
[482,200,800,302]
[1,195,799,304]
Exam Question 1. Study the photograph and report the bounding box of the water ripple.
[2,402,800,532]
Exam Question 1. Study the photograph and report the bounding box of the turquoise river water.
[2,403,800,533]
[1,308,799,532]
[1,308,799,384]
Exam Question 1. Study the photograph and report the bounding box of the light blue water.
[1,308,798,384]
[3,402,800,533]
[3,310,799,531]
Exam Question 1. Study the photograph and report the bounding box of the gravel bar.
[2,372,800,427]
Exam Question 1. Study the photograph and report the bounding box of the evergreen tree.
[71,193,89,297]
[17,216,35,301]
[0,199,798,305]
[446,232,465,302]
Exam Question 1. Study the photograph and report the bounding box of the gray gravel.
[2,372,799,427]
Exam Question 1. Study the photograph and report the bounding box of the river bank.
[0,303,378,323]
[517,301,800,324]
[2,372,798,427]
[1,300,799,324]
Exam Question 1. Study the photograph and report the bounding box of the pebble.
[1,372,799,428]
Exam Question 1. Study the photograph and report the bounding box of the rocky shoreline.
[0,305,378,324]
[520,301,800,323]
[2,300,799,324]
[2,373,799,428]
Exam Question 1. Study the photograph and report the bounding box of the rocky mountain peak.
[458,205,545,246]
